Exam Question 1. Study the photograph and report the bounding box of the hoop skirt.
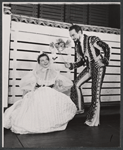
[4,87,77,134]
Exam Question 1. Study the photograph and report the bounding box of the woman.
[4,53,77,134]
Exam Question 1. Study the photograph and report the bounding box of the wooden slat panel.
[110,54,120,60]
[11,10,37,16]
[11,32,68,44]
[10,42,75,55]
[11,4,38,17]
[9,80,120,89]
[40,4,64,22]
[103,75,120,82]
[10,51,40,61]
[75,74,120,82]
[9,62,73,75]
[10,43,120,65]
[89,5,109,27]
[9,70,29,78]
[11,4,38,9]
[8,95,120,104]
[89,15,108,20]
[10,60,73,71]
[10,42,47,52]
[11,22,70,37]
[82,82,120,88]
[111,48,120,54]
[9,70,74,80]
[109,61,120,66]
[11,23,120,43]
[84,31,120,42]
[9,60,36,70]
[89,5,108,10]
[9,86,23,96]
[77,66,120,74]
[101,95,120,102]
[10,51,74,63]
[82,88,120,96]
[108,43,120,48]
[84,95,120,103]
[65,5,88,24]
[41,4,64,9]
[8,86,120,97]
[41,15,63,21]
[106,67,120,74]
[11,32,75,51]
[41,9,64,15]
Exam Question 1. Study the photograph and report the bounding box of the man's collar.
[79,34,84,43]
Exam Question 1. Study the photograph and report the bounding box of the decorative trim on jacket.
[69,34,110,70]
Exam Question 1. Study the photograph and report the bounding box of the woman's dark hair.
[69,25,83,33]
[37,53,50,64]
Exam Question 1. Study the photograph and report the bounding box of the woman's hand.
[54,80,63,91]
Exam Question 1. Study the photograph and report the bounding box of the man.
[65,25,110,126]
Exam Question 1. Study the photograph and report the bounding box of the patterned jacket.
[69,34,110,70]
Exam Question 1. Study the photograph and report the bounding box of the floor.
[3,105,120,148]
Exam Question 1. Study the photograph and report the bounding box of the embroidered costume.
[69,34,110,126]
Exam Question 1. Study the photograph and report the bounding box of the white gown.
[4,62,77,134]
[4,87,77,134]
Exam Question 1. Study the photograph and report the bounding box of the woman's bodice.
[35,68,58,86]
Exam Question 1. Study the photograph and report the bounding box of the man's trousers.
[70,61,106,116]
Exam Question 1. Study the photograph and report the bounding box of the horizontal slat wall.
[88,5,109,27]
[9,21,74,103]
[4,4,120,29]
[11,4,38,17]
[39,4,64,22]
[65,5,88,24]
[8,21,120,104]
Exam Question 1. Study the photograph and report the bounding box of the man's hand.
[64,62,71,68]
[102,57,109,66]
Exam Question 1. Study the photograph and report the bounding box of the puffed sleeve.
[19,71,36,92]
[53,73,73,93]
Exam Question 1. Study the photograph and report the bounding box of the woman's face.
[39,56,50,68]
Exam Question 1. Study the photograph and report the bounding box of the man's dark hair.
[69,25,83,33]
[37,53,50,64]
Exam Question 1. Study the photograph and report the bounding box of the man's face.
[69,29,81,42]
